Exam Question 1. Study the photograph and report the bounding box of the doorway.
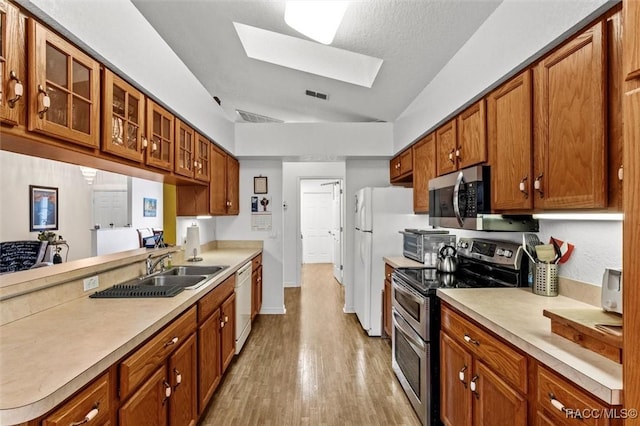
[300,179,344,284]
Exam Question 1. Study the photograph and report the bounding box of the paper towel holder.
[185,223,203,262]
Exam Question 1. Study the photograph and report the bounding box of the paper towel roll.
[185,224,202,261]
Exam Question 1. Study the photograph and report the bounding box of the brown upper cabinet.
[28,19,101,148]
[623,0,640,80]
[413,133,436,213]
[436,100,487,176]
[145,98,174,171]
[606,9,623,211]
[102,69,146,162]
[175,118,196,178]
[0,0,25,126]
[195,132,211,182]
[533,19,607,209]
[487,70,533,211]
[390,147,413,185]
[210,145,239,215]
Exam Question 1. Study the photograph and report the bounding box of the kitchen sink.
[160,265,227,277]
[139,274,208,289]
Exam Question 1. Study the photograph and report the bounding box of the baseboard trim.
[284,281,299,288]
[343,305,355,314]
[259,306,286,315]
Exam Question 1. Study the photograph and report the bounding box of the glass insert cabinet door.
[0,0,25,126]
[28,20,100,148]
[174,118,195,178]
[146,98,174,171]
[102,69,145,162]
[195,133,210,182]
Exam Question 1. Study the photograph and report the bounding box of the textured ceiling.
[131,0,502,123]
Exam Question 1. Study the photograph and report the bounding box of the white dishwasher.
[235,261,252,354]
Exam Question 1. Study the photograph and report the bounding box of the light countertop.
[437,287,622,405]
[0,246,261,425]
[383,256,426,269]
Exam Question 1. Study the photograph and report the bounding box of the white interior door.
[331,181,343,283]
[301,191,333,263]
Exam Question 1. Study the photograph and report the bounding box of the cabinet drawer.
[198,275,235,322]
[384,263,394,281]
[537,365,617,426]
[43,372,111,426]
[120,306,196,398]
[441,305,527,393]
[252,253,262,271]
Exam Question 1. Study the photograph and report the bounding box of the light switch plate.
[83,275,99,291]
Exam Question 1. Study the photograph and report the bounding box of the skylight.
[234,22,383,88]
[284,1,349,45]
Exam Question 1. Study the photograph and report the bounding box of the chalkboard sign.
[0,240,48,273]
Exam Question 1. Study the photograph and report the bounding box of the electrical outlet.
[83,275,99,291]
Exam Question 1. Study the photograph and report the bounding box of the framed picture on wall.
[143,197,157,217]
[254,176,268,194]
[30,185,59,231]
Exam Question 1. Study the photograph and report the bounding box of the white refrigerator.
[354,186,422,336]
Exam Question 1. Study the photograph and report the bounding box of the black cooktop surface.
[394,267,512,295]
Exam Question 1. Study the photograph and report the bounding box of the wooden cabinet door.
[383,278,391,337]
[119,367,168,426]
[0,0,25,126]
[533,20,606,209]
[472,361,527,426]
[457,100,487,169]
[440,332,473,426]
[42,372,111,426]
[390,155,401,180]
[146,99,174,171]
[226,155,240,215]
[28,20,100,148]
[487,71,533,211]
[413,133,436,213]
[195,133,210,182]
[436,119,457,176]
[623,0,640,80]
[209,145,228,215]
[251,269,259,321]
[606,9,623,211]
[399,148,413,176]
[257,265,262,315]
[102,69,145,162]
[198,309,221,413]
[169,333,197,426]
[175,119,195,178]
[176,185,209,216]
[220,293,236,373]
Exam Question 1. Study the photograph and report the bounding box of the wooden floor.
[200,263,420,425]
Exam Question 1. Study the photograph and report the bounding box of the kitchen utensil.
[522,234,537,264]
[524,233,541,262]
[535,244,556,263]
[550,237,562,263]
[436,244,458,273]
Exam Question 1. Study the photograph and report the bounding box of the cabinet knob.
[162,380,172,405]
[37,85,50,118]
[534,173,544,198]
[7,71,23,108]
[69,404,100,426]
[220,321,225,328]
[618,165,623,181]
[174,368,182,388]
[141,137,148,150]
[455,147,461,159]
[448,149,456,164]
[163,336,179,348]
[470,375,479,399]
[519,176,529,199]
[458,365,468,388]
[151,140,158,153]
[463,334,480,346]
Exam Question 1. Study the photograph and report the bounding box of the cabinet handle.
[455,147,461,159]
[141,137,148,150]
[220,320,225,328]
[162,380,172,405]
[618,165,623,181]
[151,140,158,153]
[470,375,479,399]
[547,392,578,417]
[519,176,529,199]
[69,403,100,425]
[174,368,182,388]
[448,149,456,164]
[463,334,480,346]
[534,173,544,198]
[458,365,468,388]
[37,85,50,118]
[164,336,179,348]
[224,315,229,323]
[7,71,23,108]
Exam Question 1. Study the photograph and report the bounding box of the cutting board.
[543,308,622,364]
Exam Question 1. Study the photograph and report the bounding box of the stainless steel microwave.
[428,165,539,232]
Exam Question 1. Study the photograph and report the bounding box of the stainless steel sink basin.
[139,274,207,289]
[161,265,227,277]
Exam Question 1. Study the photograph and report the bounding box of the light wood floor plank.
[200,263,420,425]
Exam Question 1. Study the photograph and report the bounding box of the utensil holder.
[533,263,558,296]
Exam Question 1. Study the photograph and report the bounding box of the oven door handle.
[392,310,426,352]
[392,279,425,306]
[453,171,464,227]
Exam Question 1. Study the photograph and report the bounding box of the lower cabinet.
[251,253,263,320]
[382,262,393,337]
[119,367,170,426]
[220,292,236,372]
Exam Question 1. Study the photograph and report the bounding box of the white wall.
[282,162,346,287]
[131,178,164,230]
[176,217,217,251]
[394,0,614,150]
[235,122,393,158]
[23,0,234,152]
[0,151,93,261]
[216,160,284,314]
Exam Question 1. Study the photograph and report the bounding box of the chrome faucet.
[146,253,172,275]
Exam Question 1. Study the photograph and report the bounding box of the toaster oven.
[400,229,455,265]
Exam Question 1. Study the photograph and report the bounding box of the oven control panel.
[457,237,523,269]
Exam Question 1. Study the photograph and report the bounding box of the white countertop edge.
[437,288,623,405]
[0,248,261,425]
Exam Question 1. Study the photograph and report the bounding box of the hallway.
[201,263,420,425]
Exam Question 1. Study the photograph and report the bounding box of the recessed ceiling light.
[284,1,349,45]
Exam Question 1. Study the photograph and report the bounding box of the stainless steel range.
[391,237,527,426]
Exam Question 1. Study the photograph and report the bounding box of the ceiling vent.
[306,90,329,100]
[236,109,284,123]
